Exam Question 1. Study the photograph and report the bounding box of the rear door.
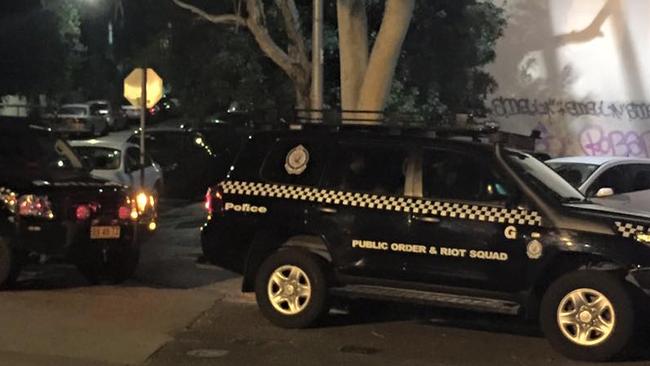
[311,139,417,281]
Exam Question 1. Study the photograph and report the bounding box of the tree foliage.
[388,0,506,118]
[0,2,68,99]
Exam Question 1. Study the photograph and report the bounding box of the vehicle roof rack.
[289,109,540,149]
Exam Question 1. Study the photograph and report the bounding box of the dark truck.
[0,117,142,286]
[201,124,650,361]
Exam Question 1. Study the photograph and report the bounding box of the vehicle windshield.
[507,151,585,203]
[73,147,121,170]
[0,132,84,173]
[59,106,87,116]
[546,162,599,188]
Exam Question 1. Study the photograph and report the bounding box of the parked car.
[87,100,128,131]
[202,125,650,361]
[0,117,142,285]
[546,156,650,197]
[69,137,164,198]
[121,105,141,122]
[52,103,108,137]
[127,127,231,199]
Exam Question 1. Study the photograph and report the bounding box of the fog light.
[148,221,157,231]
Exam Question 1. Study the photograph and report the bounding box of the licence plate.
[90,226,121,239]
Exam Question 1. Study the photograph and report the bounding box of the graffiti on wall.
[579,125,650,157]
[532,122,650,158]
[492,97,650,120]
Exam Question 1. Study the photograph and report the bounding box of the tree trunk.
[356,0,415,122]
[337,0,368,117]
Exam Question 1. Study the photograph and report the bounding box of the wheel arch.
[241,233,332,292]
[526,252,626,318]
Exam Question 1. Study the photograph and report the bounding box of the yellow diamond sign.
[123,68,164,109]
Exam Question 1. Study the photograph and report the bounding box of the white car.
[69,137,164,198]
[546,156,650,197]
[87,100,127,131]
[55,103,108,137]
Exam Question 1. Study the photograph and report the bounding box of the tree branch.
[244,0,296,79]
[172,0,246,26]
[275,0,309,66]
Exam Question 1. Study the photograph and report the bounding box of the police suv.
[202,125,650,361]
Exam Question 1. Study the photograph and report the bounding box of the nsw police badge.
[285,145,309,175]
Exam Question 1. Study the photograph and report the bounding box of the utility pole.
[139,68,147,189]
[311,0,324,121]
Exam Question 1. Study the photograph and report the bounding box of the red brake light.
[205,186,224,215]
[75,205,91,220]
[118,206,131,220]
[205,188,213,213]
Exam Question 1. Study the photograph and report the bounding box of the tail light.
[18,195,54,219]
[118,205,131,220]
[205,186,224,216]
[75,205,91,220]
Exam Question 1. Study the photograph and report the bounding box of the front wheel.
[540,270,635,361]
[255,249,329,328]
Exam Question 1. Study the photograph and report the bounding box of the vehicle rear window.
[260,139,327,186]
[74,147,121,170]
[322,143,407,195]
[59,107,87,115]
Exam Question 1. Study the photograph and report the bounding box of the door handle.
[317,206,337,214]
[411,215,440,224]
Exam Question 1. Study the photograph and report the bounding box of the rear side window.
[260,139,327,186]
[322,143,408,195]
[626,164,650,192]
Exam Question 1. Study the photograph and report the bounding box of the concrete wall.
[486,0,650,158]
[0,95,29,117]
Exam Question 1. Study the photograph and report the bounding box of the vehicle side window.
[125,147,138,171]
[627,164,650,192]
[322,143,407,195]
[260,139,327,186]
[587,166,628,196]
[422,149,508,202]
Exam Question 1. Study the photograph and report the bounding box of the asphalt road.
[2,199,650,366]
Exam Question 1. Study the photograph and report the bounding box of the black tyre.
[540,270,635,361]
[255,249,329,328]
[76,244,140,285]
[0,237,20,289]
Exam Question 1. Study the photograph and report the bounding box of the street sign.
[123,68,163,108]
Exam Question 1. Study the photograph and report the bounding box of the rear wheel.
[76,243,140,285]
[540,270,635,361]
[0,237,22,289]
[255,249,329,328]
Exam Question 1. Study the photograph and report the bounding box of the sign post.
[123,68,163,190]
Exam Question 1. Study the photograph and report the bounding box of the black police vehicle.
[0,117,141,286]
[202,125,650,361]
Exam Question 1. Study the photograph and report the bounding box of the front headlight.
[635,232,650,244]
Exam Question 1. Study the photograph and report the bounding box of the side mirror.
[595,187,614,197]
